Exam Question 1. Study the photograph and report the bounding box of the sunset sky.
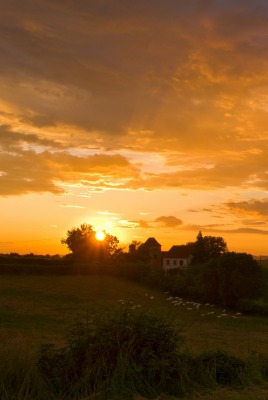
[1,0,268,256]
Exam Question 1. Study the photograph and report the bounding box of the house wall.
[149,246,162,268]
[162,257,189,271]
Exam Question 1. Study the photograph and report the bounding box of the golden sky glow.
[1,0,268,255]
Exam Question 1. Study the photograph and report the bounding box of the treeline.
[115,254,268,316]
[0,253,74,274]
[0,253,63,264]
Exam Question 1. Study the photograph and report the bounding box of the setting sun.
[95,231,105,241]
[1,1,268,258]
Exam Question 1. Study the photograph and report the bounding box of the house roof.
[164,245,192,258]
[142,237,161,247]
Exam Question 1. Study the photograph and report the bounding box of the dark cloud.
[0,149,138,196]
[229,227,268,235]
[184,224,268,236]
[225,198,268,217]
[155,216,183,227]
[1,1,268,195]
[0,124,64,150]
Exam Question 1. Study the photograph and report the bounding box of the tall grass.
[0,339,53,400]
[1,306,267,400]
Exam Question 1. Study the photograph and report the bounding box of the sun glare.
[95,230,105,241]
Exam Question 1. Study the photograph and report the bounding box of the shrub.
[218,252,263,308]
[37,306,184,398]
[238,298,268,316]
[194,350,246,387]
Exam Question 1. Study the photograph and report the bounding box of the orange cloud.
[155,216,183,227]
[225,198,268,217]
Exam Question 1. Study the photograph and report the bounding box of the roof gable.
[165,245,192,258]
[142,237,161,247]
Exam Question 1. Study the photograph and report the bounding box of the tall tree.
[61,223,122,263]
[102,233,123,262]
[61,223,97,261]
[191,231,227,264]
[217,252,263,307]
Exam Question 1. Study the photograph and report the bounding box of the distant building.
[162,245,192,272]
[131,238,192,272]
[137,237,162,268]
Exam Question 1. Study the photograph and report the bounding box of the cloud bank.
[1,1,268,199]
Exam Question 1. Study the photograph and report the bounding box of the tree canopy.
[191,231,227,264]
[61,223,122,263]
[217,252,263,307]
[187,251,263,308]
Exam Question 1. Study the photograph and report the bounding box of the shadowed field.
[1,274,268,399]
[1,274,268,354]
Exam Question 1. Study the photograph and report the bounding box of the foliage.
[115,248,266,311]
[179,252,263,308]
[0,254,66,266]
[217,252,263,308]
[0,254,74,275]
[61,223,122,263]
[238,298,268,316]
[193,350,246,387]
[191,231,227,264]
[147,252,263,309]
[185,259,220,303]
[61,223,96,260]
[37,306,184,398]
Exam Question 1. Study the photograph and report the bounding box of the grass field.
[1,274,268,399]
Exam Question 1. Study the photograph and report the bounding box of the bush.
[194,350,246,387]
[238,298,268,316]
[218,252,263,308]
[37,306,184,398]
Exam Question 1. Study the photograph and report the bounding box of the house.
[131,238,192,272]
[137,237,162,268]
[162,245,192,272]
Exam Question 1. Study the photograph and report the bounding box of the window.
[166,259,170,265]
[173,259,177,266]
[180,260,184,266]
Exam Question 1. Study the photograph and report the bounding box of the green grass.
[1,274,268,355]
[1,274,268,399]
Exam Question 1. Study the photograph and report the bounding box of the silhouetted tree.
[217,252,263,308]
[61,223,122,263]
[102,233,123,263]
[186,251,263,307]
[191,231,227,264]
[61,223,96,261]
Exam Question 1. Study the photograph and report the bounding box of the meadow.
[1,273,268,399]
